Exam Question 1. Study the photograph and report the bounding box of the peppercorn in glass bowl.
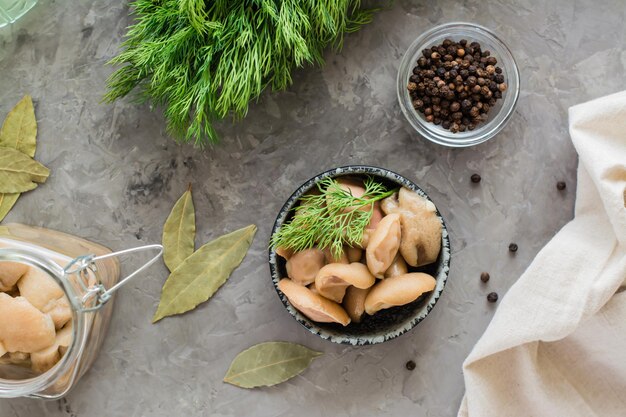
[397,22,520,147]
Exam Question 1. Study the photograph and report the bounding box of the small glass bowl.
[397,22,520,147]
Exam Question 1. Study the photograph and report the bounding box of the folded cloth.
[458,91,626,417]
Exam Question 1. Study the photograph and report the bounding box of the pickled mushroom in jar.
[0,261,74,376]
[0,262,29,291]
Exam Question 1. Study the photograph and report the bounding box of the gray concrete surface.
[0,0,624,416]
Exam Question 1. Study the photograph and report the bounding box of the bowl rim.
[397,21,521,148]
[268,165,451,345]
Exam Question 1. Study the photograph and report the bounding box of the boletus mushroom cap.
[315,262,376,303]
[278,278,350,326]
[364,272,436,315]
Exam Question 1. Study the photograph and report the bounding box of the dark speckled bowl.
[269,166,451,345]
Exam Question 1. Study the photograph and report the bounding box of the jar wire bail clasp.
[63,244,163,312]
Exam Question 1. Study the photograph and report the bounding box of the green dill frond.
[270,177,397,259]
[105,0,378,145]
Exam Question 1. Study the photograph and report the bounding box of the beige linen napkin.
[458,91,626,417]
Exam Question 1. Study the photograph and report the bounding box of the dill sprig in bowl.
[270,177,397,259]
[104,0,378,145]
[268,166,451,345]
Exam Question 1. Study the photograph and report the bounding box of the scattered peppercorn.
[408,39,507,132]
[405,360,416,371]
[471,173,481,183]
[509,243,518,252]
[487,292,498,303]
[480,272,490,283]
[557,181,566,191]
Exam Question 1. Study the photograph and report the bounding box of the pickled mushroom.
[275,246,294,260]
[278,278,350,326]
[31,324,72,373]
[380,188,442,267]
[323,247,349,264]
[0,293,56,353]
[364,273,437,315]
[343,286,370,323]
[366,213,401,278]
[345,246,363,263]
[360,229,373,249]
[42,296,72,330]
[315,262,376,303]
[17,267,65,311]
[0,261,29,292]
[31,342,60,373]
[384,254,408,278]
[285,248,325,286]
[330,178,384,229]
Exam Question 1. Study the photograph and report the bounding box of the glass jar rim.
[0,248,86,398]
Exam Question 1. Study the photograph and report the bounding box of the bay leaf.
[162,185,195,272]
[0,193,19,222]
[0,148,49,193]
[0,95,37,157]
[153,224,257,322]
[0,95,37,222]
[223,342,322,389]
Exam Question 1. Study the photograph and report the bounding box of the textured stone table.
[0,0,624,415]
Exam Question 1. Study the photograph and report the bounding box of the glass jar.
[397,22,520,147]
[0,0,38,28]
[0,223,161,398]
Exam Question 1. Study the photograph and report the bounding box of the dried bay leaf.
[0,148,50,193]
[0,194,19,222]
[153,224,257,322]
[162,185,195,272]
[0,95,38,222]
[224,342,322,389]
[0,95,37,157]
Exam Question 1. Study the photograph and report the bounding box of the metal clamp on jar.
[0,224,162,399]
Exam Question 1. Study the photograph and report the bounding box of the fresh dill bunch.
[104,0,378,145]
[271,177,397,258]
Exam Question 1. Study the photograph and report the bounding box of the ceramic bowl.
[268,166,451,345]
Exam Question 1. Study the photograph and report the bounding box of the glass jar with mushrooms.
[275,178,443,327]
[0,224,161,399]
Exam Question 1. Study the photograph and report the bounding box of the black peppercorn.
[471,173,481,183]
[406,360,416,371]
[487,292,498,303]
[557,181,566,190]
[509,243,518,252]
[480,272,490,283]
[408,38,506,132]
